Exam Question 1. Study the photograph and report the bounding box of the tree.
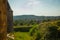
[13,20,19,26]
[45,26,58,40]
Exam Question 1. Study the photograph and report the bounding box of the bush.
[29,20,60,40]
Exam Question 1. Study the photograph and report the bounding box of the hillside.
[13,15,60,21]
[14,20,60,40]
[30,20,60,40]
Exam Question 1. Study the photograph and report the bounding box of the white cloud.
[27,1,40,6]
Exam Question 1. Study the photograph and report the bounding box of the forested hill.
[13,15,60,21]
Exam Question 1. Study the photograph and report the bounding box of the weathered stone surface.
[0,0,13,40]
[7,1,13,33]
[0,0,7,40]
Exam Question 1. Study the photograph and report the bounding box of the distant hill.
[13,15,60,21]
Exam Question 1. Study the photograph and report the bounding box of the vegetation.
[13,20,39,27]
[30,20,60,40]
[12,17,60,40]
[14,32,31,40]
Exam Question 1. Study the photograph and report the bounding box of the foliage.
[29,20,60,40]
[13,19,60,40]
[13,20,40,27]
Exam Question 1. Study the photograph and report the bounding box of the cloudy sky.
[8,0,60,16]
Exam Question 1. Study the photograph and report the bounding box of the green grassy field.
[14,32,32,40]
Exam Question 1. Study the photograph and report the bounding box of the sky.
[8,0,60,16]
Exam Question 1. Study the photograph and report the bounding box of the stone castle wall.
[0,0,7,40]
[0,0,13,40]
[7,2,13,33]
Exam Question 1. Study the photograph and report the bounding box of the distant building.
[7,1,13,33]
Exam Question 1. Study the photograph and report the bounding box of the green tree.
[45,26,58,40]
[13,20,19,26]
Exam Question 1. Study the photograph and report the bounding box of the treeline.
[13,20,40,26]
[13,18,59,26]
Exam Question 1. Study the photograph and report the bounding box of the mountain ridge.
[13,15,60,21]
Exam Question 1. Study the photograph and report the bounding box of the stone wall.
[7,2,13,33]
[0,0,7,40]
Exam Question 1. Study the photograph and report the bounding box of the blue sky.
[8,0,60,16]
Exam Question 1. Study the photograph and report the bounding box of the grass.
[14,25,33,28]
[14,32,32,40]
[13,24,38,40]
